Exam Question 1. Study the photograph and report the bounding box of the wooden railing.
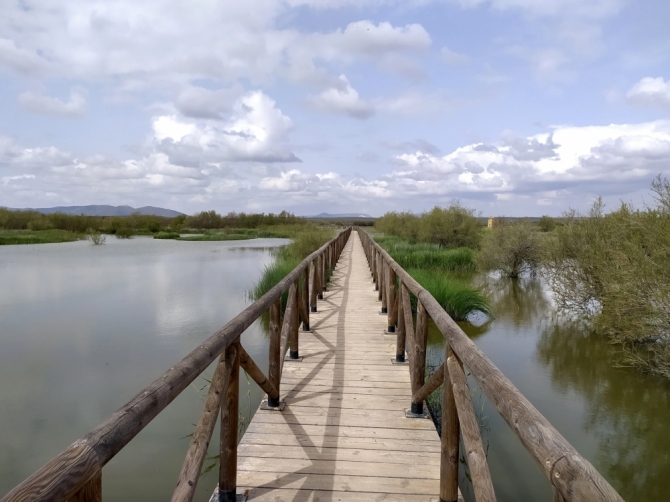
[1,228,352,502]
[357,228,623,502]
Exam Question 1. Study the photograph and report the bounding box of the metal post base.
[310,306,317,312]
[260,399,286,411]
[317,294,324,300]
[387,325,395,333]
[405,402,429,419]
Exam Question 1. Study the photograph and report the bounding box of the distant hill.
[309,212,374,218]
[8,205,185,217]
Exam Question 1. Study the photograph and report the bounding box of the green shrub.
[375,203,481,249]
[478,220,543,278]
[153,231,181,239]
[544,183,670,378]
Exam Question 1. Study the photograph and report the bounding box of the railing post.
[317,254,324,300]
[301,266,310,330]
[377,254,384,302]
[395,282,406,363]
[440,344,460,502]
[289,280,300,359]
[381,261,388,313]
[69,470,102,502]
[310,260,318,312]
[219,340,240,502]
[387,266,396,331]
[268,298,282,408]
[373,249,378,287]
[410,300,428,416]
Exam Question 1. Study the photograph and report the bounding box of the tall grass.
[252,226,334,302]
[375,235,477,272]
[407,268,491,321]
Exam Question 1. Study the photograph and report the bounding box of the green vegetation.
[252,225,334,303]
[543,182,670,378]
[408,268,491,321]
[374,235,476,272]
[372,203,490,320]
[86,228,106,245]
[478,220,543,278]
[153,231,181,239]
[375,203,481,248]
[0,207,307,245]
[0,229,83,245]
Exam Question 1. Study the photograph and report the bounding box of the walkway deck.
[231,232,441,501]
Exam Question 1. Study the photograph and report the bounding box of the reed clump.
[408,268,491,321]
[252,226,334,302]
[375,235,476,272]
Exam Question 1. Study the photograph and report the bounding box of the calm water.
[1,240,668,500]
[426,274,670,501]
[0,236,288,500]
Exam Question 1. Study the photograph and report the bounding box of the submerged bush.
[478,220,543,278]
[408,268,491,321]
[86,228,106,245]
[544,182,670,378]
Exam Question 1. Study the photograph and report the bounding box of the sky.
[1,0,670,217]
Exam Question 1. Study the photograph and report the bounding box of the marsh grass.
[407,268,491,320]
[252,226,334,304]
[0,229,83,245]
[153,231,181,239]
[375,235,476,272]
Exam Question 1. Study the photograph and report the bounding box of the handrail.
[2,227,352,502]
[357,227,623,502]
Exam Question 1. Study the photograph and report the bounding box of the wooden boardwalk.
[233,231,441,501]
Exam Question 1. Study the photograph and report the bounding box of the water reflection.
[537,318,670,501]
[424,273,670,501]
[0,237,288,500]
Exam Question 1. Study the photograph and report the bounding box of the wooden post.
[447,354,496,501]
[219,341,240,502]
[317,255,324,300]
[301,266,310,330]
[381,262,388,313]
[387,266,396,331]
[288,281,300,359]
[373,250,378,287]
[411,301,428,415]
[321,251,327,292]
[378,255,384,302]
[310,261,318,312]
[395,284,406,362]
[268,298,281,407]
[69,470,101,502]
[440,345,460,502]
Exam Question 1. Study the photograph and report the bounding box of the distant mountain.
[309,212,374,218]
[9,205,185,217]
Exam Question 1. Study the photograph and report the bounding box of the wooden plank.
[239,432,441,453]
[237,444,441,465]
[234,487,440,502]
[237,456,439,480]
[235,471,439,495]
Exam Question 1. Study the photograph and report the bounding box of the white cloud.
[441,47,470,65]
[388,120,670,200]
[18,91,87,117]
[152,91,299,164]
[175,86,244,119]
[627,77,670,111]
[0,38,52,76]
[306,75,375,119]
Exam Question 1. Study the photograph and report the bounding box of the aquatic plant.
[407,268,492,320]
